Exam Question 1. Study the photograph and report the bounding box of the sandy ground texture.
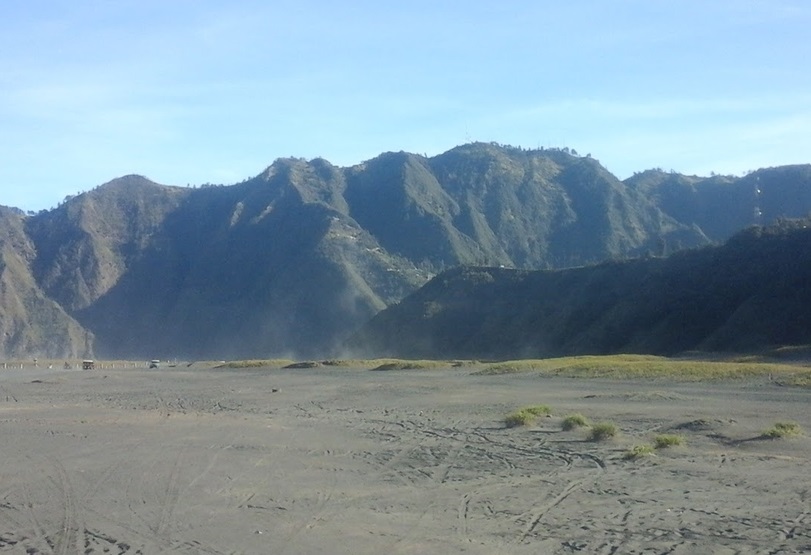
[0,362,809,554]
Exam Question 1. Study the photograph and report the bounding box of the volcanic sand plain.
[0,360,809,554]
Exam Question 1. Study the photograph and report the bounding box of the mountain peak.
[1,144,810,358]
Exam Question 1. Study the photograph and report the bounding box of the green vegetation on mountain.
[625,164,811,242]
[0,143,810,359]
[25,175,189,312]
[349,218,811,360]
[0,207,88,358]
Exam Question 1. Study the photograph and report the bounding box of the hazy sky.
[2,0,809,211]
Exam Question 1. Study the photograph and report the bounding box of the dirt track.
[0,363,809,554]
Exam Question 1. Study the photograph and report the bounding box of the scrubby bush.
[522,405,552,416]
[623,444,655,460]
[654,434,686,448]
[588,421,618,441]
[505,410,535,428]
[504,405,552,428]
[561,413,590,431]
[762,421,803,438]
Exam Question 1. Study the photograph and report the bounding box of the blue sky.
[2,0,810,211]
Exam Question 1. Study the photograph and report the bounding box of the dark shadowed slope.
[625,164,811,242]
[25,175,190,313]
[75,161,426,359]
[348,218,811,360]
[2,144,811,359]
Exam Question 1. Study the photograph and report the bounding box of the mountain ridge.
[1,143,809,359]
[348,218,811,359]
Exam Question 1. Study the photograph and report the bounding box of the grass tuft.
[504,411,535,428]
[788,371,811,387]
[654,434,686,448]
[762,421,803,439]
[561,413,590,431]
[588,421,619,441]
[474,354,810,384]
[623,444,655,460]
[504,405,553,428]
[522,405,552,416]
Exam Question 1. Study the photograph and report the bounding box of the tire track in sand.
[45,457,85,555]
[517,478,584,543]
[452,426,605,547]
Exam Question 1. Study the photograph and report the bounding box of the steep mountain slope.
[75,160,425,359]
[0,207,88,358]
[344,144,708,271]
[626,164,811,242]
[345,152,484,269]
[349,219,811,359]
[2,143,810,359]
[429,144,703,267]
[25,175,190,312]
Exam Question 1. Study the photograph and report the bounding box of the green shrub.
[561,413,590,431]
[623,444,655,460]
[522,405,552,416]
[504,410,535,428]
[504,405,553,428]
[476,354,806,382]
[762,421,803,438]
[588,421,618,441]
[654,434,686,448]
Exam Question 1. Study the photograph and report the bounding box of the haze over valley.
[1,143,809,361]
